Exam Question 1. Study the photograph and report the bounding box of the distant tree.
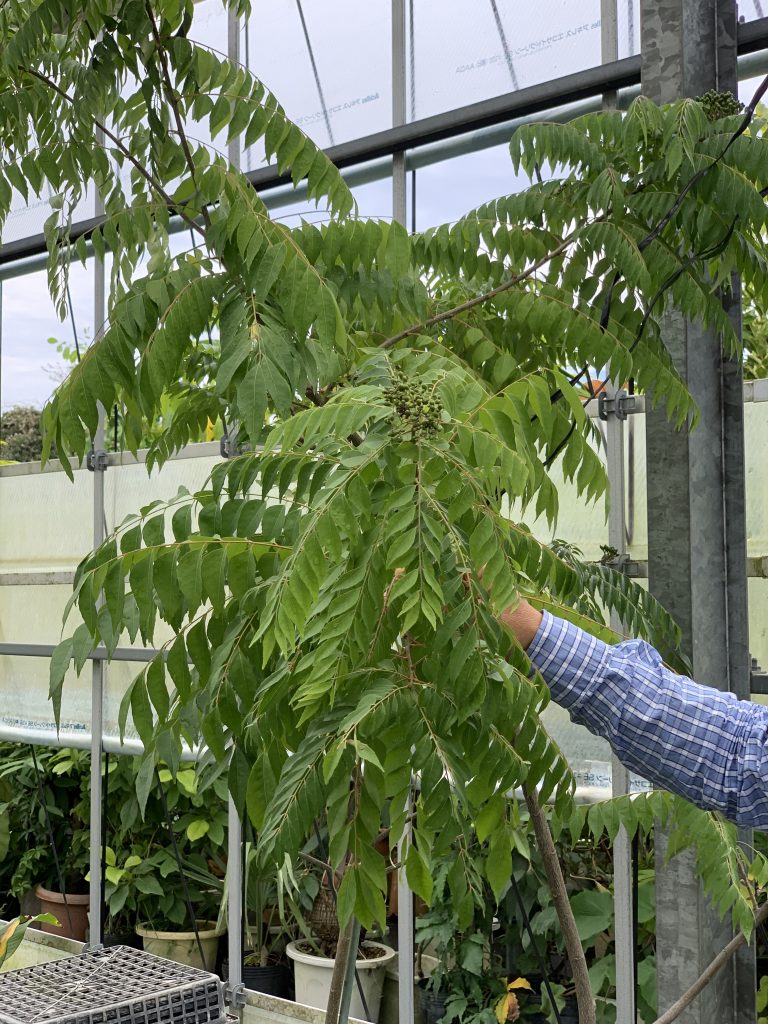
[0,406,43,463]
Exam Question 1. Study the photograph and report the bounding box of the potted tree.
[19,8,768,1021]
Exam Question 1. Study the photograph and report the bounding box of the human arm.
[501,600,768,829]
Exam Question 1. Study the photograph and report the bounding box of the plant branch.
[379,235,576,349]
[145,2,212,230]
[24,68,205,238]
[652,900,768,1024]
[524,786,596,1024]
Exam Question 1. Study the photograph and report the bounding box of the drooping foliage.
[2,0,768,935]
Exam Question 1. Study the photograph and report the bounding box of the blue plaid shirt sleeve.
[527,611,768,829]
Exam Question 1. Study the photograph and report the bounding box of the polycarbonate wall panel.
[0,448,221,744]
[0,463,93,740]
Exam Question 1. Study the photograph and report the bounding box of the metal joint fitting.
[86,449,109,472]
[598,389,637,421]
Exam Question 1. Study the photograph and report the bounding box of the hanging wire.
[29,746,74,936]
[156,769,207,968]
[294,0,335,147]
[509,873,563,1024]
[488,0,519,91]
[100,752,110,937]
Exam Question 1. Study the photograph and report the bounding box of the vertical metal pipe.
[398,786,415,1024]
[392,0,407,225]
[89,197,106,948]
[641,4,754,1019]
[226,6,245,1007]
[338,920,363,1024]
[600,1,618,107]
[227,796,244,1004]
[393,6,413,1023]
[603,382,635,1024]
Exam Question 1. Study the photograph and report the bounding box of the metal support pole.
[392,6,414,1021]
[338,919,363,1024]
[398,784,415,1024]
[602,382,635,1024]
[225,8,245,1009]
[392,0,407,225]
[89,188,107,948]
[600,0,618,107]
[642,4,754,1021]
[227,797,245,1009]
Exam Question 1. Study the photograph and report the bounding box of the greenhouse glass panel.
[410,141,528,229]
[243,0,391,163]
[0,262,95,412]
[405,0,637,122]
[740,0,768,19]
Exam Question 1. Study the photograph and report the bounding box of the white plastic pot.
[287,940,396,1023]
[137,920,221,971]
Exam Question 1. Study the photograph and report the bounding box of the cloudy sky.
[1,0,764,411]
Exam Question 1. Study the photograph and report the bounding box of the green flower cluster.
[697,89,744,122]
[383,370,443,439]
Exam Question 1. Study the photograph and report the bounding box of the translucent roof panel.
[242,0,391,164]
[741,0,768,19]
[406,0,639,122]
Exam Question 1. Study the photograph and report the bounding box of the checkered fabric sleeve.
[527,611,768,829]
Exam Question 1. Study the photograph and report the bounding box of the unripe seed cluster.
[697,89,743,122]
[383,370,442,439]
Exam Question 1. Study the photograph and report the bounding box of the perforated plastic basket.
[0,944,226,1024]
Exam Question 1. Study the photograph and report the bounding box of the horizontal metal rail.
[0,642,162,661]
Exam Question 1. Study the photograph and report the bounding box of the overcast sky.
[1,0,764,411]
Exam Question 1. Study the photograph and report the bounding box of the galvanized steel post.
[226,5,245,1011]
[642,3,755,1021]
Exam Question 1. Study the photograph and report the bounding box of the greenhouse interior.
[3,1,768,1023]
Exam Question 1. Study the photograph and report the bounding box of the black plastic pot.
[243,962,292,998]
[103,931,142,949]
[559,995,578,1023]
[417,979,454,1024]
[222,958,293,999]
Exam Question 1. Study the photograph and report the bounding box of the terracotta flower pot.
[35,884,89,943]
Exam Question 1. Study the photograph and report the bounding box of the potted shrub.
[5,748,92,942]
[285,870,395,1023]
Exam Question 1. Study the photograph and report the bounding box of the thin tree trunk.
[326,916,356,1024]
[524,787,596,1024]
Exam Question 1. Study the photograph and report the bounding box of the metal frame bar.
[225,8,245,1010]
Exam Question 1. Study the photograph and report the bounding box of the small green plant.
[0,914,60,969]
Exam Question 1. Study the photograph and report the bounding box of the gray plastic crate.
[0,944,226,1024]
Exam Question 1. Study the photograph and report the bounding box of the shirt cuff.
[526,610,610,709]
